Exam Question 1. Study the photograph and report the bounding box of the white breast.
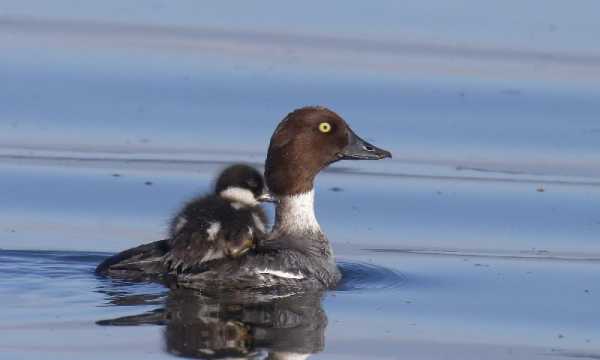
[274,190,320,234]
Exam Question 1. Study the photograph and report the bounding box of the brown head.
[264,106,392,196]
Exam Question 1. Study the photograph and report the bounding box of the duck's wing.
[95,239,170,278]
[176,248,340,293]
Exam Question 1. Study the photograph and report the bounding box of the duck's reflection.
[97,286,327,359]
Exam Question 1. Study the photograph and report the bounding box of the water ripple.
[336,260,404,291]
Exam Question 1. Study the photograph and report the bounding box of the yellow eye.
[318,122,332,133]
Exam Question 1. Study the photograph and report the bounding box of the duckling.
[162,164,270,273]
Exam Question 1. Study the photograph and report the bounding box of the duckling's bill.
[257,192,278,203]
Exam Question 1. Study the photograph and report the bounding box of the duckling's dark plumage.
[164,164,268,272]
[163,192,268,272]
[96,164,268,277]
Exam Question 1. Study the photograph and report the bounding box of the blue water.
[1,1,600,359]
[1,248,599,359]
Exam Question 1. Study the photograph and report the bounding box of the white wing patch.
[206,221,221,241]
[272,353,310,360]
[257,269,304,279]
[173,216,187,234]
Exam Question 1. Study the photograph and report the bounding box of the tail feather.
[95,239,170,277]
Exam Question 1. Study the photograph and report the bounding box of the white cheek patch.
[173,217,188,234]
[220,187,259,207]
[256,269,304,280]
[206,221,221,241]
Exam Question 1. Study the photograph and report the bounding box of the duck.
[97,106,391,291]
[163,164,270,272]
[176,106,391,291]
[95,164,270,277]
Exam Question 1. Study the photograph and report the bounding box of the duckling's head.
[265,106,392,196]
[215,164,267,207]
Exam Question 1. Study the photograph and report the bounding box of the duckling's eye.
[318,122,332,133]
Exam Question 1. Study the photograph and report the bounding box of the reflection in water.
[95,261,404,358]
[97,285,326,359]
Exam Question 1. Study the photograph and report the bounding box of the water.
[1,1,600,359]
[1,163,599,359]
[2,248,599,359]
